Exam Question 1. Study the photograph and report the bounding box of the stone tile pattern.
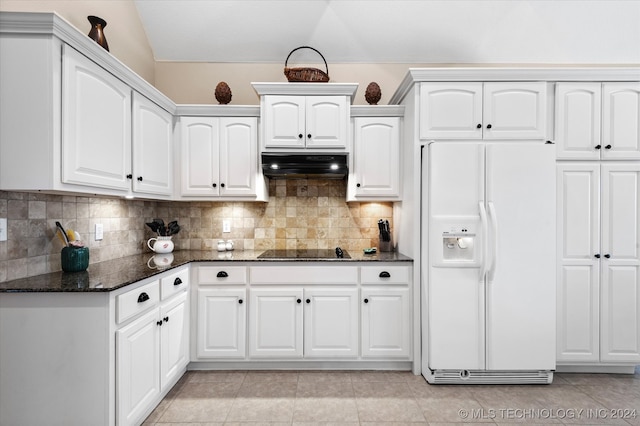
[143,368,640,425]
[0,180,392,282]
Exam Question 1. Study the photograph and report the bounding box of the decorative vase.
[215,82,232,104]
[147,236,174,254]
[365,82,382,105]
[61,246,90,272]
[87,15,109,51]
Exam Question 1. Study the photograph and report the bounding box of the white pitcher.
[147,236,174,253]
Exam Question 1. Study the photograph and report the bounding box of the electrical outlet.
[223,219,231,233]
[0,218,7,242]
[95,223,104,241]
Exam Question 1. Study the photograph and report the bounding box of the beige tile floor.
[144,367,640,425]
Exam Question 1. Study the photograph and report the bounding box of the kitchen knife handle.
[216,271,228,278]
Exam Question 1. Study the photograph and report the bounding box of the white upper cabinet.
[179,115,263,200]
[556,82,640,160]
[263,95,348,150]
[349,116,401,201]
[132,92,173,196]
[420,82,547,140]
[62,45,132,191]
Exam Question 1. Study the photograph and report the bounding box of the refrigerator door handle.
[487,201,498,282]
[479,201,489,282]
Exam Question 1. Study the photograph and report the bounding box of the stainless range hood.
[261,153,348,179]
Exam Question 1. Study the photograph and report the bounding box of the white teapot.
[147,236,174,253]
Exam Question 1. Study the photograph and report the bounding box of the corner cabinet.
[348,106,404,201]
[419,82,549,140]
[176,107,267,201]
[0,13,176,198]
[252,82,358,153]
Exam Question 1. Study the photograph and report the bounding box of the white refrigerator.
[423,141,556,384]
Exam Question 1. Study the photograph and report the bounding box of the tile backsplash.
[0,180,393,282]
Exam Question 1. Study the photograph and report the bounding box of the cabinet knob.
[605,144,612,150]
[163,316,169,323]
[238,299,243,304]
[595,145,602,150]
[156,320,163,326]
[604,254,611,258]
[476,124,482,129]
[594,254,601,258]
[126,174,133,179]
[379,271,391,278]
[486,124,492,129]
[217,271,229,278]
[307,133,312,139]
[174,277,182,286]
[298,134,303,139]
[356,183,361,187]
[137,292,150,303]
[297,298,302,304]
[137,176,143,181]
[221,183,225,188]
[212,183,217,188]
[306,298,311,304]
[364,298,369,304]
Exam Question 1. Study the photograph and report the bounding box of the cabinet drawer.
[250,265,358,285]
[117,280,160,324]
[160,267,189,300]
[361,266,410,285]
[197,266,247,285]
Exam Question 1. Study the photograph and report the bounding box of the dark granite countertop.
[0,250,412,293]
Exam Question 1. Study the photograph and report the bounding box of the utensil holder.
[379,236,393,252]
[61,246,89,272]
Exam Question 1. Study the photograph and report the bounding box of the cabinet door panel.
[557,265,600,361]
[180,117,219,196]
[249,289,303,358]
[352,117,400,198]
[160,292,189,390]
[263,96,305,148]
[197,288,246,358]
[132,92,173,196]
[303,288,358,358]
[116,308,160,426]
[601,265,640,362]
[483,82,547,140]
[219,117,257,196]
[62,45,131,191]
[419,82,483,139]
[555,83,602,160]
[361,287,411,358]
[305,96,347,148]
[602,83,640,160]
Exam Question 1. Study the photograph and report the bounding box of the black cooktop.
[257,248,350,259]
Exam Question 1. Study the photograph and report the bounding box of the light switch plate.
[95,223,104,241]
[223,220,231,233]
[0,218,7,241]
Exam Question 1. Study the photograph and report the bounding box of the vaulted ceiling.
[133,0,640,65]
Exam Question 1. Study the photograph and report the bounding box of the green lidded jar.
[61,246,89,272]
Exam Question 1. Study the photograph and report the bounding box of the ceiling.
[133,0,640,65]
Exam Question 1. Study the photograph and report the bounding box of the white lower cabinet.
[247,287,359,359]
[117,273,189,426]
[197,288,247,358]
[361,287,411,358]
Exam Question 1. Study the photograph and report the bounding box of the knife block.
[379,235,393,252]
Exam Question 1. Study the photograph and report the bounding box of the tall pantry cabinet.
[556,82,640,372]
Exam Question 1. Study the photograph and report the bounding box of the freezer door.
[427,142,486,370]
[484,143,556,370]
